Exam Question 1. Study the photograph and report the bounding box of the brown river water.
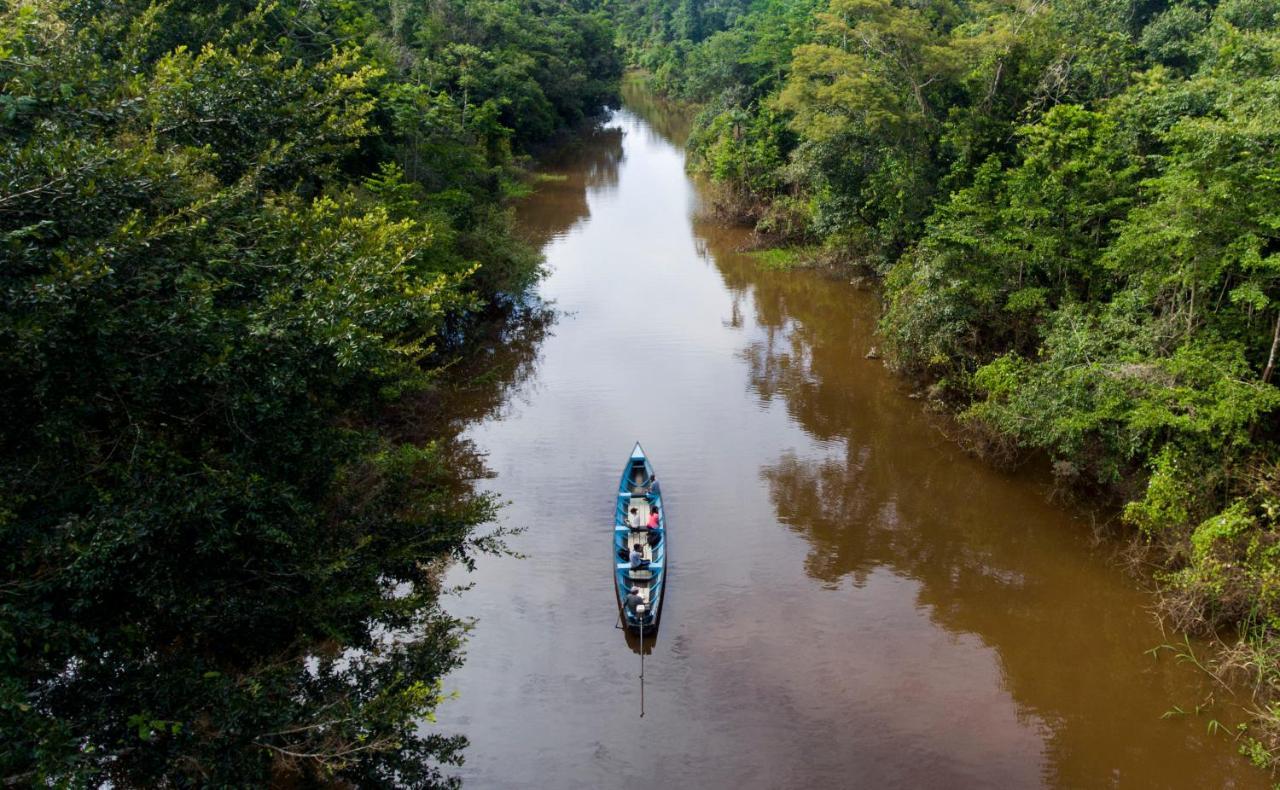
[434,89,1266,788]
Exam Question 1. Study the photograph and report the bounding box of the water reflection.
[518,125,624,251]
[692,209,1260,787]
[437,91,1265,789]
[620,77,695,147]
[392,303,552,446]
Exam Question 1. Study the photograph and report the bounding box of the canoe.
[614,442,665,632]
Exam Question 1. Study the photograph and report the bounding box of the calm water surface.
[435,93,1264,788]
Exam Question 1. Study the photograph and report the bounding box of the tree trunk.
[1264,311,1280,384]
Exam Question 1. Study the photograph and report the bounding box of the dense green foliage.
[613,0,1280,764]
[0,0,619,785]
[609,0,818,99]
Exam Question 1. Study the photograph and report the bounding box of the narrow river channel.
[436,89,1264,788]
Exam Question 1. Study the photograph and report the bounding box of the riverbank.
[0,1,628,783]
[633,57,1280,772]
[437,90,1268,787]
[608,2,1280,773]
[729,233,1280,770]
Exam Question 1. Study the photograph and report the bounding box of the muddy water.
[436,94,1264,788]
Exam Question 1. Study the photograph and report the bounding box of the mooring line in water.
[639,610,645,718]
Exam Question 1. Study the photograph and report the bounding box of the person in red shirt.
[646,509,659,529]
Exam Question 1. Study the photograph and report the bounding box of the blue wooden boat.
[614,442,665,632]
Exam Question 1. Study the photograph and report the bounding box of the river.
[434,89,1264,788]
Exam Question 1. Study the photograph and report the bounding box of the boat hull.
[614,443,665,632]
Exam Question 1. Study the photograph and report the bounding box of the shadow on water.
[623,629,657,656]
[624,622,656,718]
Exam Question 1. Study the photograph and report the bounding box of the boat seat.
[625,534,654,560]
[628,497,651,523]
[628,569,654,581]
[630,529,659,551]
[628,467,655,495]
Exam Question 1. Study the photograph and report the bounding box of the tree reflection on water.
[517,124,625,252]
[691,215,1255,788]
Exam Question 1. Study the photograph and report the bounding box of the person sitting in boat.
[624,586,647,617]
[629,544,650,570]
[629,507,646,530]
[643,509,661,547]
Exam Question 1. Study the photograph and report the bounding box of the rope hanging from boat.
[639,609,645,718]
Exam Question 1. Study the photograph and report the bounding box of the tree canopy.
[612,0,1280,767]
[0,0,619,785]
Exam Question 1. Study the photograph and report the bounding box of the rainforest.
[615,0,1280,768]
[4,0,1280,786]
[1,0,619,785]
